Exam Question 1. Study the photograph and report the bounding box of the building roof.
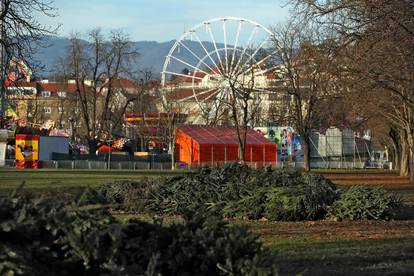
[169,72,206,85]
[177,126,276,146]
[8,78,152,97]
[10,77,147,92]
[101,78,137,88]
[164,88,219,102]
[40,83,82,92]
[9,80,92,93]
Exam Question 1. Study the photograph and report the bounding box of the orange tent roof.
[177,126,275,145]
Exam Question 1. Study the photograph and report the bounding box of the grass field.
[1,168,414,274]
[0,168,187,190]
[0,167,403,189]
[236,219,414,274]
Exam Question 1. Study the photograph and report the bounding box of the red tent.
[175,126,277,167]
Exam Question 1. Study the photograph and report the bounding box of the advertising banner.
[15,134,39,169]
[254,126,302,162]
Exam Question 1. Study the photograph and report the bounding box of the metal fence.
[309,128,371,162]
[4,158,386,171]
[4,158,377,170]
[5,159,172,170]
[51,152,172,162]
[180,161,278,169]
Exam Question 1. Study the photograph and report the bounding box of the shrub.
[163,212,277,275]
[89,211,277,275]
[263,173,337,221]
[0,189,277,275]
[0,189,115,275]
[143,163,339,221]
[301,172,338,204]
[148,163,252,215]
[223,189,268,220]
[263,179,337,221]
[223,171,338,221]
[330,186,403,220]
[254,167,303,188]
[97,178,159,212]
[204,162,253,185]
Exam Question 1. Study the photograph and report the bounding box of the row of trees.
[0,1,154,153]
[57,6,412,178]
[269,0,414,178]
[206,0,413,179]
[55,29,140,152]
[1,0,412,179]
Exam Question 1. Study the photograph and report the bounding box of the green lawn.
[233,217,414,275]
[272,238,414,275]
[0,168,187,190]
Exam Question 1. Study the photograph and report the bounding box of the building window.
[43,107,52,114]
[58,107,64,113]
[42,91,51,97]
[57,91,66,98]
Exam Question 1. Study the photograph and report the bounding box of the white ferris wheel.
[161,17,276,124]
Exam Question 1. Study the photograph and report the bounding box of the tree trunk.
[400,139,409,177]
[408,134,414,182]
[410,148,414,182]
[392,144,400,171]
[170,133,175,171]
[238,143,246,164]
[389,128,400,171]
[302,138,311,172]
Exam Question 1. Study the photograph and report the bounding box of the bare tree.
[130,69,157,151]
[0,0,58,60]
[59,29,139,152]
[289,0,414,179]
[269,20,340,171]
[0,0,59,122]
[156,88,188,169]
[227,59,263,162]
[195,50,267,163]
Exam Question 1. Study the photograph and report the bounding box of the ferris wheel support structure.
[161,17,276,124]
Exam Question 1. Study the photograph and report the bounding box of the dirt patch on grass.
[249,220,414,245]
[322,172,413,188]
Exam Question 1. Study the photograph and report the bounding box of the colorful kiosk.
[15,134,39,168]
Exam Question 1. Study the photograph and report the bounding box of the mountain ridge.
[33,36,224,79]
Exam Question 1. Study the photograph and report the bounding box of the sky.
[38,0,291,42]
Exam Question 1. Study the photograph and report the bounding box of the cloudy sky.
[39,0,290,41]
